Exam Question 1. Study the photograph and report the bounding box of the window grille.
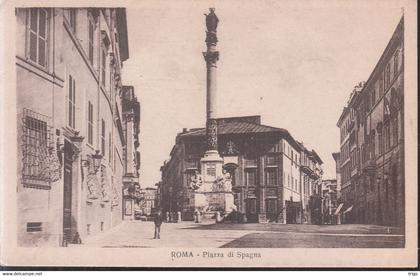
[21,108,60,189]
[26,222,42,232]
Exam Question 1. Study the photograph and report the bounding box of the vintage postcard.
[0,0,418,268]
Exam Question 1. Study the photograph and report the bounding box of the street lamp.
[169,186,173,222]
[92,150,103,172]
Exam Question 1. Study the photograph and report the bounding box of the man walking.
[154,210,163,239]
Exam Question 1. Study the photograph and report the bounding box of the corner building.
[15,8,139,246]
[160,116,323,223]
[337,17,404,227]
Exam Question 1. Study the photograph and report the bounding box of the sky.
[121,0,404,188]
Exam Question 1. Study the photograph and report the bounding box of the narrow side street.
[80,221,405,248]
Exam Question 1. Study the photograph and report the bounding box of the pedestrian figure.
[177,211,182,222]
[215,211,222,223]
[194,209,200,223]
[194,210,198,223]
[165,211,170,223]
[154,210,163,239]
[72,231,82,244]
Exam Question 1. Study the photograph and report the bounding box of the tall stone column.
[203,7,220,155]
[200,8,223,185]
[191,8,234,217]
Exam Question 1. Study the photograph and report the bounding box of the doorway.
[286,200,298,224]
[246,198,258,223]
[266,198,278,222]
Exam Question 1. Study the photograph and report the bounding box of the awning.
[343,205,354,214]
[334,203,344,215]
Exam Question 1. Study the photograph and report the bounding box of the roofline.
[310,150,323,164]
[336,107,348,127]
[336,16,403,127]
[360,16,403,94]
[116,8,129,62]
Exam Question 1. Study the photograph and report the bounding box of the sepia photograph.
[0,0,417,268]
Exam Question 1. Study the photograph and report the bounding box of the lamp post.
[92,150,103,172]
[169,186,173,222]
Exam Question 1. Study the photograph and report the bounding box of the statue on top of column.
[205,8,219,33]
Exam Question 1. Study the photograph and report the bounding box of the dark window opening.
[27,222,42,232]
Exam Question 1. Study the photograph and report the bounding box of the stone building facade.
[121,86,141,220]
[336,16,404,227]
[332,152,341,199]
[160,116,323,223]
[15,8,139,246]
[320,179,338,224]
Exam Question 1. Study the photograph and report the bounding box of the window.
[88,13,95,65]
[68,75,76,128]
[265,155,277,166]
[101,47,106,87]
[379,75,384,96]
[371,89,376,105]
[64,9,76,32]
[385,123,391,151]
[371,131,376,159]
[88,101,93,145]
[101,119,105,156]
[265,169,277,186]
[28,8,48,67]
[392,117,398,146]
[26,222,42,232]
[385,64,391,89]
[394,52,399,78]
[108,132,112,164]
[378,129,383,155]
[245,170,256,186]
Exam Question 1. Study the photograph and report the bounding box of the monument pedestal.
[191,150,234,218]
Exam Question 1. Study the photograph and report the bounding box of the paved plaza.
[81,221,405,248]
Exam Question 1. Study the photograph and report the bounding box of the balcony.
[309,170,320,180]
[123,174,140,184]
[300,164,313,175]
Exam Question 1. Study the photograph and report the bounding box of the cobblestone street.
[80,221,405,248]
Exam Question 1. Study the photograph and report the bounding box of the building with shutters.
[336,16,404,227]
[15,8,139,246]
[159,115,323,223]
